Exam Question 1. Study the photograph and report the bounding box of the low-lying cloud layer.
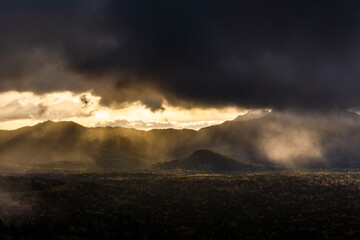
[0,91,99,121]
[0,91,244,130]
[0,0,360,111]
[95,119,223,130]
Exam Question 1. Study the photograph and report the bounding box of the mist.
[0,109,359,172]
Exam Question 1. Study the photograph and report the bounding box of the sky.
[0,91,245,130]
[0,0,360,129]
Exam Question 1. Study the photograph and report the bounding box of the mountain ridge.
[0,110,360,172]
[152,149,271,173]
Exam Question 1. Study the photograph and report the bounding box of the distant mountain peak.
[153,149,267,173]
[33,120,85,130]
[38,120,54,125]
[192,149,216,156]
[234,109,271,121]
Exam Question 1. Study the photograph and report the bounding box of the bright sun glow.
[0,91,248,130]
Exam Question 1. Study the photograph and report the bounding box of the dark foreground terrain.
[1,171,360,240]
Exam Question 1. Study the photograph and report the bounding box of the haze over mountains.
[0,109,360,173]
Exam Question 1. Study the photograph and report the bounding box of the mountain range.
[0,109,360,173]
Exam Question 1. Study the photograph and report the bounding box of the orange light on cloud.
[0,91,248,130]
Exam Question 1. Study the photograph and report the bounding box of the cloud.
[37,104,48,117]
[95,119,224,130]
[259,126,324,168]
[96,119,174,129]
[80,95,89,105]
[1,0,360,110]
[249,109,360,168]
[0,91,100,121]
[0,91,244,130]
[140,97,165,112]
[0,100,34,121]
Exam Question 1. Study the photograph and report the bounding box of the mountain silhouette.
[0,110,360,172]
[233,109,271,121]
[152,149,269,173]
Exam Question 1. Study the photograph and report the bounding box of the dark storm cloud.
[1,0,360,110]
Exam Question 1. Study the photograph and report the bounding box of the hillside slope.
[152,149,270,173]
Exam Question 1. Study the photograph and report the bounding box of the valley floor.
[1,171,360,239]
